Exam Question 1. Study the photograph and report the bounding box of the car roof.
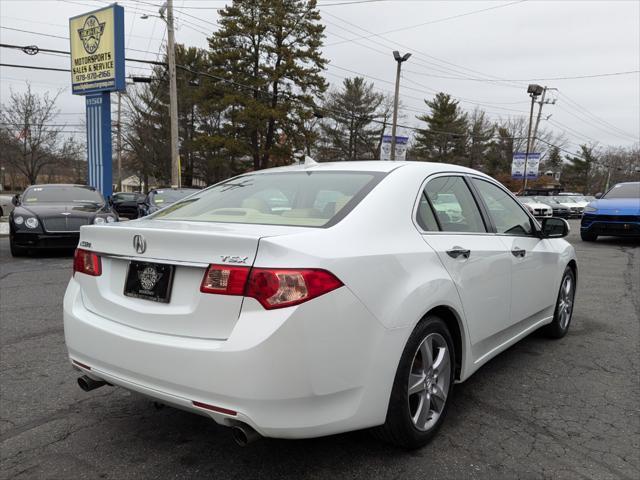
[26,184,93,188]
[251,160,484,176]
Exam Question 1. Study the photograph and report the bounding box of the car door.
[470,178,558,324]
[416,175,512,355]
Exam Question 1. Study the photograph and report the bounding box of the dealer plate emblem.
[138,266,162,291]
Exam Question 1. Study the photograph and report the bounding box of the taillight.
[200,265,343,309]
[73,249,101,276]
[200,265,250,295]
[246,268,343,309]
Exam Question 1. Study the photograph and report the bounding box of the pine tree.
[467,108,494,170]
[414,92,468,164]
[563,144,599,193]
[208,0,327,170]
[545,146,563,177]
[318,77,384,161]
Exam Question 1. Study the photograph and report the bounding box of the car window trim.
[412,172,492,236]
[469,176,541,238]
[419,191,442,231]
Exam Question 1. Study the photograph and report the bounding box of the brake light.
[73,249,101,276]
[200,265,250,295]
[200,265,343,309]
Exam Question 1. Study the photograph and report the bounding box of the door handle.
[511,247,526,258]
[446,247,471,259]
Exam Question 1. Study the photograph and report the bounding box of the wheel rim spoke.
[420,337,433,368]
[431,384,447,413]
[413,395,431,428]
[408,373,426,395]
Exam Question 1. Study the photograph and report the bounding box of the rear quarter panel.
[253,164,471,376]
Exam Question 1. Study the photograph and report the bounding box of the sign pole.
[85,92,113,197]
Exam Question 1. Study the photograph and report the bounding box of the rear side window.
[424,177,486,233]
[152,171,384,227]
[473,179,533,236]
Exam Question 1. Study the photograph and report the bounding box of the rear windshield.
[22,186,104,204]
[604,183,640,199]
[149,189,198,206]
[151,171,384,227]
[113,193,142,202]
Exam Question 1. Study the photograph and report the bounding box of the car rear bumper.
[12,231,79,249]
[63,278,403,439]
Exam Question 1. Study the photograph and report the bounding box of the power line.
[324,1,526,46]
[0,63,70,73]
[0,25,162,57]
[555,104,639,143]
[320,10,526,90]
[558,91,639,140]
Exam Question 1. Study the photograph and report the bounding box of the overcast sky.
[1,0,639,153]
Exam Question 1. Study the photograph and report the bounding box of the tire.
[580,231,597,242]
[374,316,455,449]
[543,267,576,339]
[10,239,28,257]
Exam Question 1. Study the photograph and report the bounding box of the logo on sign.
[78,15,106,54]
[133,234,146,254]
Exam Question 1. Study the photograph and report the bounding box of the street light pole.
[163,0,180,188]
[523,84,544,192]
[390,51,411,161]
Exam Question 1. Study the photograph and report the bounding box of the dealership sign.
[380,135,409,161]
[512,152,541,179]
[69,4,125,94]
[69,4,125,197]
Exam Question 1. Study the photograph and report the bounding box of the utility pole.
[116,91,122,192]
[390,51,411,161]
[523,84,544,192]
[531,86,557,153]
[163,0,180,188]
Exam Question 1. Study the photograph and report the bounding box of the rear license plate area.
[124,261,175,303]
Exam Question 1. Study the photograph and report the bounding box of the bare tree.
[0,83,64,184]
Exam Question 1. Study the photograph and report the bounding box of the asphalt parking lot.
[1,220,638,480]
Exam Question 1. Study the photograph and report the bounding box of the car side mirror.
[540,217,569,238]
[11,194,20,206]
[595,192,602,199]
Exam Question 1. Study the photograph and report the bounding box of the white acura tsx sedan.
[64,161,577,448]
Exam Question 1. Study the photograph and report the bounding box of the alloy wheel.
[557,275,574,329]
[407,332,451,432]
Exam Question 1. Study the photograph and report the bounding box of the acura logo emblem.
[133,235,146,254]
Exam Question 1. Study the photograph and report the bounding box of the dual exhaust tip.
[77,375,260,446]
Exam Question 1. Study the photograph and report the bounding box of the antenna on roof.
[304,156,318,166]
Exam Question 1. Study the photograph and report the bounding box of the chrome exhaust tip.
[231,424,261,447]
[77,375,106,392]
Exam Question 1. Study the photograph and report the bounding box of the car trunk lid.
[74,220,305,339]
